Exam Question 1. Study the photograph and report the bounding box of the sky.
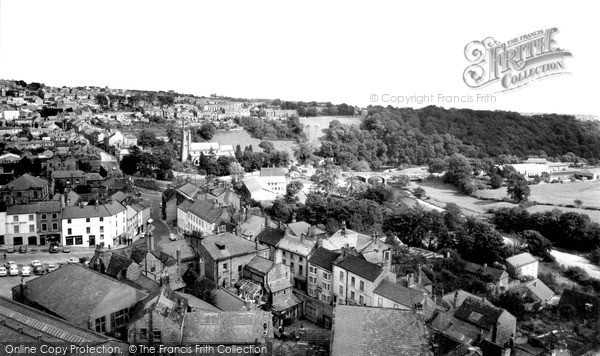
[0,0,597,116]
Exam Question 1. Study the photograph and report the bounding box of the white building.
[242,168,289,203]
[1,110,20,121]
[506,252,538,279]
[5,205,38,246]
[61,202,127,248]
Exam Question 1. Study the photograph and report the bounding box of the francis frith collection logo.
[463,28,571,91]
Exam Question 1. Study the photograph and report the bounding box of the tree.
[574,199,583,208]
[443,203,464,231]
[189,277,216,302]
[313,163,341,195]
[493,293,526,320]
[197,123,216,141]
[490,173,503,189]
[285,181,304,201]
[229,162,245,185]
[519,230,554,262]
[293,141,316,165]
[78,161,92,173]
[258,141,275,154]
[138,129,160,147]
[413,187,426,199]
[507,173,530,203]
[428,158,448,174]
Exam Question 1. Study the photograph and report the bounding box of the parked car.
[5,246,14,253]
[169,233,177,241]
[62,246,71,253]
[0,267,7,277]
[31,260,42,268]
[18,246,27,253]
[49,243,60,253]
[9,264,19,276]
[21,266,31,277]
[67,257,79,264]
[4,261,16,269]
[47,264,57,272]
[33,265,45,275]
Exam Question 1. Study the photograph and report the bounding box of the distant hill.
[318,105,600,169]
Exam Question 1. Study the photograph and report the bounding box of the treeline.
[273,99,356,117]
[235,116,305,141]
[493,207,600,251]
[318,106,600,168]
[195,145,290,176]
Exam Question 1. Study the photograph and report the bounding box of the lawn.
[300,116,364,142]
[212,130,263,151]
[475,181,600,209]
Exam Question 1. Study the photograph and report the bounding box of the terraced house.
[61,201,126,248]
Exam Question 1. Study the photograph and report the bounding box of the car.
[112,167,116,171]
[49,243,60,253]
[9,264,19,276]
[18,246,27,253]
[31,260,42,268]
[47,264,57,272]
[5,247,14,253]
[0,267,7,277]
[21,266,31,277]
[33,265,45,275]
[169,233,177,241]
[4,261,16,269]
[67,257,79,264]
[62,246,71,253]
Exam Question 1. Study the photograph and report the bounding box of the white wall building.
[61,202,126,248]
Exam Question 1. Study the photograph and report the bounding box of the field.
[212,130,263,150]
[300,115,364,142]
[475,181,600,209]
[416,180,515,215]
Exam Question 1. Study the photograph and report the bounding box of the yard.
[475,181,600,209]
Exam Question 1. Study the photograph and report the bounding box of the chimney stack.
[199,257,205,277]
[453,291,458,309]
[176,248,181,265]
[341,221,347,235]
[492,321,501,344]
[417,264,422,285]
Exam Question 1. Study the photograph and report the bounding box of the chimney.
[453,291,458,309]
[308,225,316,237]
[483,263,487,268]
[316,236,322,248]
[417,264,422,284]
[176,248,181,265]
[255,239,260,255]
[422,292,428,307]
[199,257,205,277]
[264,215,269,229]
[492,321,501,344]
[341,221,347,234]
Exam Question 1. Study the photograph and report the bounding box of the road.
[137,188,172,247]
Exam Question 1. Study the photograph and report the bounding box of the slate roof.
[110,191,128,203]
[245,255,274,275]
[187,200,224,223]
[331,305,431,356]
[37,200,62,212]
[242,177,266,193]
[6,174,48,190]
[62,201,126,219]
[51,170,85,179]
[287,221,325,237]
[272,293,302,312]
[277,233,316,256]
[454,297,505,331]
[256,227,285,247]
[182,310,273,344]
[426,309,481,345]
[441,290,493,310]
[20,264,146,327]
[211,288,248,312]
[202,233,257,261]
[159,239,197,261]
[129,286,187,326]
[464,262,507,282]
[334,254,382,282]
[506,252,537,268]
[374,280,425,308]
[557,289,600,319]
[509,279,554,302]
[308,247,341,271]
[105,253,134,278]
[130,246,149,264]
[175,292,221,312]
[238,214,276,240]
[176,183,199,200]
[0,296,120,345]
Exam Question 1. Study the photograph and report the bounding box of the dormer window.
[215,243,226,250]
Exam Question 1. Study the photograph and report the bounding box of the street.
[137,188,173,246]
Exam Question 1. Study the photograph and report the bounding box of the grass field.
[300,116,364,142]
[475,181,600,208]
[212,130,263,151]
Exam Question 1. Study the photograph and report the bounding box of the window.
[13,226,19,234]
[378,298,383,307]
[86,218,90,223]
[13,216,18,222]
[323,272,330,280]
[322,282,330,291]
[51,213,58,219]
[351,277,355,287]
[321,294,329,303]
[95,316,106,333]
[68,228,72,235]
[339,285,344,295]
[29,225,35,233]
[66,236,74,245]
[308,288,314,297]
[309,276,316,284]
[283,259,286,265]
[67,219,72,224]
[52,223,58,231]
[359,281,364,292]
[150,265,156,272]
[41,223,47,232]
[299,265,303,276]
[359,295,364,305]
[299,256,303,262]
[110,308,129,328]
[309,266,316,274]
[152,331,162,342]
[75,236,83,245]
[340,271,344,280]
[100,226,104,233]
[86,227,91,234]
[41,213,47,220]
[139,328,147,339]
[100,217,104,222]
[223,263,228,271]
[100,234,104,240]
[282,251,286,257]
[290,262,294,269]
[350,291,355,300]
[29,215,34,221]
